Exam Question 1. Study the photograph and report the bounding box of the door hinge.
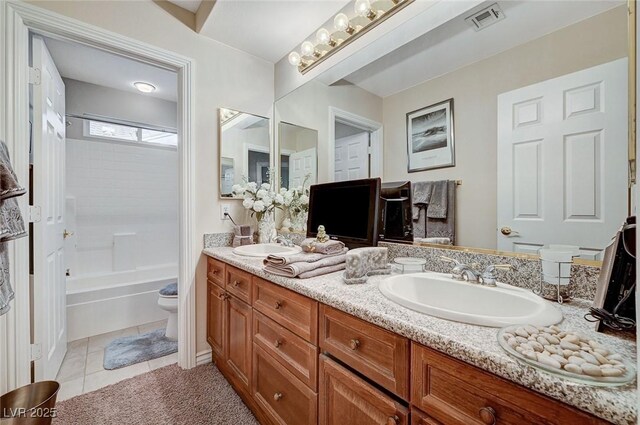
[28,205,41,223]
[28,67,41,85]
[367,146,373,155]
[30,343,42,361]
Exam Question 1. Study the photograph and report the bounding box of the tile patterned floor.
[56,319,178,401]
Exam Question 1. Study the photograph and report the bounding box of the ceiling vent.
[465,3,505,31]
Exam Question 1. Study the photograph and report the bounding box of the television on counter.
[378,181,414,244]
[307,178,381,249]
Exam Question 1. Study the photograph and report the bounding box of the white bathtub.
[66,264,178,341]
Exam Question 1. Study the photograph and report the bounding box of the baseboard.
[196,349,212,366]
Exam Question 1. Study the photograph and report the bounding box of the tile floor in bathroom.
[56,319,177,401]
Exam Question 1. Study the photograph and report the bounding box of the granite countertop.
[203,247,637,425]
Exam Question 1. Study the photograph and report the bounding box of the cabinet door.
[207,281,226,359]
[226,294,252,391]
[319,355,408,425]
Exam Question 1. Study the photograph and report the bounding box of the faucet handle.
[439,256,461,265]
[480,264,514,286]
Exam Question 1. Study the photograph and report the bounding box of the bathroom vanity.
[203,248,636,425]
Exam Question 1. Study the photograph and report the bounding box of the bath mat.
[103,328,177,370]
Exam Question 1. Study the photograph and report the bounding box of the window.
[85,119,177,148]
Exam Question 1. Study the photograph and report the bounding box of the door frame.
[328,107,383,182]
[0,1,196,392]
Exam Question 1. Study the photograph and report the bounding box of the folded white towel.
[264,252,347,278]
[264,248,348,266]
[301,238,345,255]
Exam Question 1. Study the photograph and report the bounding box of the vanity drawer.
[225,265,252,304]
[252,277,318,343]
[252,343,317,425]
[319,305,409,400]
[253,310,318,390]
[411,408,442,425]
[207,257,225,287]
[411,343,608,425]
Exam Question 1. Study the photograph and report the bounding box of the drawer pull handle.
[386,415,400,425]
[479,407,496,425]
[211,269,218,275]
[349,339,360,350]
[274,301,282,310]
[274,339,282,348]
[233,280,240,287]
[219,293,229,301]
[273,392,283,401]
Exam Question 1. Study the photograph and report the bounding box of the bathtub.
[66,264,178,341]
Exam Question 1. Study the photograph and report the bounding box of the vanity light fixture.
[133,81,156,93]
[288,0,412,74]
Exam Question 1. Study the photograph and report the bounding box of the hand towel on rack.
[426,180,448,219]
[0,143,26,201]
[0,140,27,316]
[263,252,347,278]
[264,248,348,266]
[301,238,345,255]
[411,181,433,220]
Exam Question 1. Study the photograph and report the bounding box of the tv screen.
[307,178,381,248]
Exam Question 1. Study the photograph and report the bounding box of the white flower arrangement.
[232,171,282,221]
[280,174,311,232]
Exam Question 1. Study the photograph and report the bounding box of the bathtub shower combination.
[66,264,177,341]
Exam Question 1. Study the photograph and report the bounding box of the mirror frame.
[218,107,272,200]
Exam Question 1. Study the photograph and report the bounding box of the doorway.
[1,1,195,395]
[30,34,180,400]
[328,107,383,182]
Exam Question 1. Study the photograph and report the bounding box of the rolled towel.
[264,248,348,266]
[415,237,451,245]
[264,252,347,278]
[344,247,388,280]
[301,238,345,255]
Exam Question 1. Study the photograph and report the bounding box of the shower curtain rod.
[65,113,178,134]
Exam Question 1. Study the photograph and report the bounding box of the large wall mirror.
[278,122,318,190]
[219,108,271,198]
[274,1,633,261]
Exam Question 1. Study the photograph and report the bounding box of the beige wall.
[27,0,274,354]
[275,79,383,182]
[383,6,628,249]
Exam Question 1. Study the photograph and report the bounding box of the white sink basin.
[379,273,562,327]
[232,243,302,258]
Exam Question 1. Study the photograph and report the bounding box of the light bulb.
[301,41,315,57]
[133,81,156,93]
[354,0,372,17]
[288,51,301,66]
[334,13,350,31]
[316,28,331,45]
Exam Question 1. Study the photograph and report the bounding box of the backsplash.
[380,242,600,301]
[202,233,599,301]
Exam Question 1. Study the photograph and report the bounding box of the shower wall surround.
[66,139,178,276]
[202,233,600,301]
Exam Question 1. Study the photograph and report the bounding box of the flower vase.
[290,210,308,232]
[256,212,276,244]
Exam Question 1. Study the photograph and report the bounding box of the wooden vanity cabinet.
[205,257,611,425]
[411,343,609,425]
[318,355,409,425]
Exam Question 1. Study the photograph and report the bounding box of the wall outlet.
[220,204,231,220]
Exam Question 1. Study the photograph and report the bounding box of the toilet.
[157,282,178,340]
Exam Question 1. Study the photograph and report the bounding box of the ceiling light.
[133,82,156,93]
[288,52,301,66]
[288,0,412,74]
[334,13,354,34]
[355,0,376,19]
[316,28,336,47]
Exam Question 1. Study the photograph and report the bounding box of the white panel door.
[497,58,627,259]
[32,36,67,380]
[288,147,317,189]
[334,132,369,181]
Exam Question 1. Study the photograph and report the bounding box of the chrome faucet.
[440,257,513,287]
[273,235,295,248]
